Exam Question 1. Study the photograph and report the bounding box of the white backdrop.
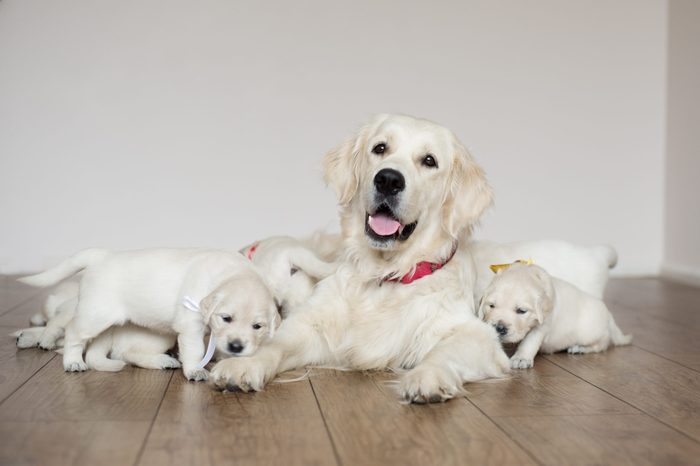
[0,0,667,275]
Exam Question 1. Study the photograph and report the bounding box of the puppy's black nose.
[228,340,244,354]
[374,168,405,196]
[495,323,508,336]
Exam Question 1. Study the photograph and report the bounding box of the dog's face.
[201,274,280,357]
[324,114,493,256]
[480,263,555,343]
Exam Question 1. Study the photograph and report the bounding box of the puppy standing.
[20,248,279,380]
[480,262,632,369]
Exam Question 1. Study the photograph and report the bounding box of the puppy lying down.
[240,235,337,316]
[14,279,180,372]
[480,262,631,369]
[20,248,279,381]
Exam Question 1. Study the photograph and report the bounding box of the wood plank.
[605,278,700,327]
[0,420,151,466]
[0,291,48,328]
[0,325,55,403]
[495,414,700,466]
[0,358,173,421]
[467,358,636,417]
[138,371,338,466]
[309,369,535,466]
[612,302,700,371]
[545,346,700,442]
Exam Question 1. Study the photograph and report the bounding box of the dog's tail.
[18,248,108,288]
[85,331,127,372]
[608,314,632,346]
[593,245,618,269]
[288,247,337,280]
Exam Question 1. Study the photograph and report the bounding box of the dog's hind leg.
[63,302,119,372]
[121,350,181,370]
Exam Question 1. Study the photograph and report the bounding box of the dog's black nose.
[228,340,244,354]
[374,168,405,196]
[495,323,508,336]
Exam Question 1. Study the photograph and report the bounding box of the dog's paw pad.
[510,357,534,369]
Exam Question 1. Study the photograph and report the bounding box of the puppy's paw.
[510,356,534,369]
[29,313,46,327]
[15,331,39,349]
[210,357,272,393]
[64,360,88,372]
[38,338,59,351]
[156,355,181,370]
[398,366,461,404]
[184,368,209,382]
[567,345,585,354]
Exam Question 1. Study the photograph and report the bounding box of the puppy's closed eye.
[515,308,528,315]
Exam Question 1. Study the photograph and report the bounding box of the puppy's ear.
[323,117,384,205]
[199,291,221,323]
[476,296,485,320]
[530,266,555,324]
[269,303,282,338]
[442,139,494,238]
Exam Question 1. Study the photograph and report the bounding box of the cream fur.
[210,114,509,403]
[480,262,632,369]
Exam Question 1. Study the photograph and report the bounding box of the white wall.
[0,0,667,275]
[663,0,700,285]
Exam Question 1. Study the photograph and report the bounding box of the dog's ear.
[476,295,486,319]
[442,139,494,238]
[269,302,282,338]
[199,291,221,324]
[323,117,384,205]
[530,266,555,324]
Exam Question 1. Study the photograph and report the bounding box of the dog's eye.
[290,267,298,276]
[516,308,527,315]
[422,154,438,168]
[221,315,233,323]
[371,143,387,155]
[252,323,263,330]
[488,303,495,309]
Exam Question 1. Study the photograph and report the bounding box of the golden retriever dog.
[481,262,631,369]
[210,114,509,403]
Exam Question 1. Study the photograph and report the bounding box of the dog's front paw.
[210,357,273,392]
[184,368,209,382]
[398,366,461,404]
[64,360,88,372]
[38,337,59,351]
[510,356,534,369]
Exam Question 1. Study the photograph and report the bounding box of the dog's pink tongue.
[368,214,401,236]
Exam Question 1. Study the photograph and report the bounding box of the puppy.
[20,248,279,380]
[480,262,632,369]
[472,239,617,301]
[240,235,337,316]
[210,114,510,403]
[14,282,180,372]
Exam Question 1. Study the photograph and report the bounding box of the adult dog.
[211,114,509,403]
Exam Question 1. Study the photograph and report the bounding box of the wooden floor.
[1,277,699,465]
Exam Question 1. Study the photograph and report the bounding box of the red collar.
[244,243,259,261]
[385,243,458,285]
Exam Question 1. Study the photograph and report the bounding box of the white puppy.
[240,236,337,316]
[210,114,510,403]
[472,240,617,302]
[20,248,279,380]
[480,262,632,369]
[14,282,180,372]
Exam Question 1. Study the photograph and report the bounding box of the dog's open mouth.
[365,204,417,242]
